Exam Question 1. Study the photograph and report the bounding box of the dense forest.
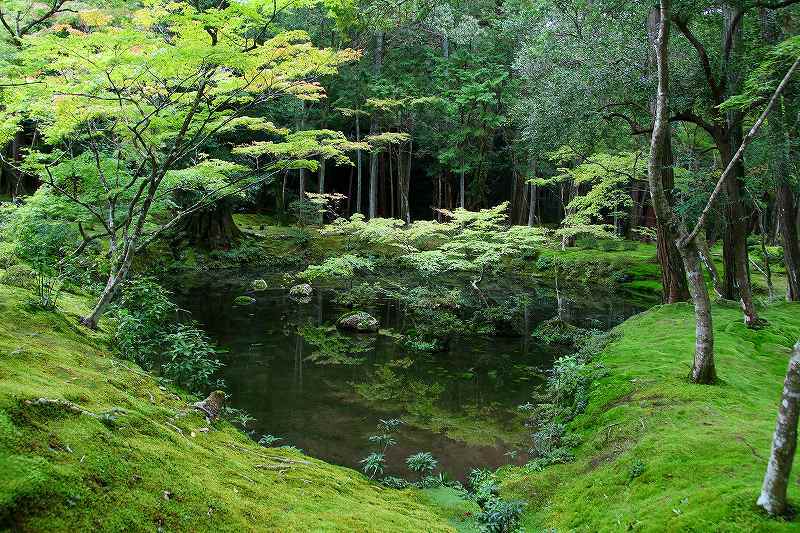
[1,0,800,531]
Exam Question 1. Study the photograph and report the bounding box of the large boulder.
[336,311,379,333]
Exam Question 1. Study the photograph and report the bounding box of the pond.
[175,272,645,482]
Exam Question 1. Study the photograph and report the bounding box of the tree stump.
[193,391,226,422]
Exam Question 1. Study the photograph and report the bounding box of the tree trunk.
[762,7,800,301]
[356,115,363,214]
[81,247,134,329]
[679,240,717,384]
[179,202,242,249]
[648,6,689,304]
[398,141,412,224]
[459,167,465,209]
[368,31,384,219]
[318,157,326,193]
[721,4,760,326]
[757,341,800,515]
[649,0,716,385]
[777,184,800,301]
[696,231,725,298]
[655,134,690,303]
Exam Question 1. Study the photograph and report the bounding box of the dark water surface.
[175,272,644,481]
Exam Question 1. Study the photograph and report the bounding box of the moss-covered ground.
[501,301,800,531]
[0,284,459,532]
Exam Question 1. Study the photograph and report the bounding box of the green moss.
[0,284,455,531]
[500,301,800,531]
[421,487,481,532]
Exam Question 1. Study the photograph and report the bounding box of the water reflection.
[175,273,643,480]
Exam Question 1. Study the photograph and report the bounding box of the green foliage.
[299,253,375,283]
[114,277,222,393]
[469,469,525,533]
[161,324,223,393]
[115,277,178,368]
[406,452,438,478]
[299,325,371,365]
[359,452,386,480]
[258,434,283,447]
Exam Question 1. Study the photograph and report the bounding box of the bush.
[469,469,525,532]
[406,452,438,478]
[162,324,223,393]
[478,497,526,533]
[114,277,223,393]
[0,242,18,269]
[0,263,36,289]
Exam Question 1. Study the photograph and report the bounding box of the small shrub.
[406,452,438,478]
[629,459,646,481]
[114,277,222,393]
[477,497,526,533]
[360,452,386,480]
[258,434,283,447]
[162,324,223,394]
[380,476,410,489]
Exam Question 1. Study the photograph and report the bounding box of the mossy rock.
[289,283,313,298]
[336,311,379,332]
[251,279,268,291]
[233,295,256,306]
[0,264,36,290]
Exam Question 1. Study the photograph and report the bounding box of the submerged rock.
[251,279,268,291]
[234,295,256,306]
[336,311,379,333]
[289,283,313,298]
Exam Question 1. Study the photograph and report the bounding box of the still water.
[175,272,644,481]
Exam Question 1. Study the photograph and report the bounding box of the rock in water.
[193,390,226,421]
[336,311,379,332]
[289,283,313,298]
[251,279,268,291]
[234,295,256,306]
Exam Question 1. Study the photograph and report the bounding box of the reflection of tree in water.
[298,325,373,366]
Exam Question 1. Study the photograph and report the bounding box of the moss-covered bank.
[501,301,800,531]
[0,284,457,532]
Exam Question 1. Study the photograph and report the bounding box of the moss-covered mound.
[502,301,800,531]
[0,285,454,532]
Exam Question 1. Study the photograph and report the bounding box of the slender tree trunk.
[398,141,412,224]
[81,245,134,329]
[649,0,716,384]
[696,231,725,298]
[356,115,363,214]
[318,157,326,193]
[389,145,395,218]
[656,134,690,303]
[368,31,384,219]
[758,341,800,515]
[648,6,689,304]
[459,167,465,209]
[721,4,760,326]
[680,240,717,384]
[777,184,800,300]
[762,7,800,301]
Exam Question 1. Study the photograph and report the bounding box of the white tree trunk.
[758,341,800,515]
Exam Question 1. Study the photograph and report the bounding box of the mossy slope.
[501,301,800,531]
[0,285,453,532]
